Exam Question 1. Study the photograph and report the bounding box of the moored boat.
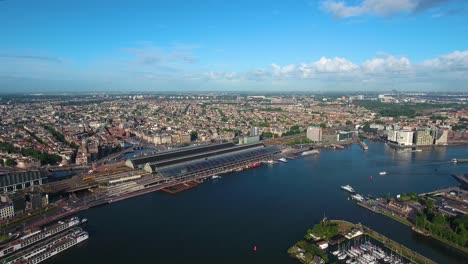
[341,185,355,193]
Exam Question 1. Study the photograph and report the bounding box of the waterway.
[50,142,468,264]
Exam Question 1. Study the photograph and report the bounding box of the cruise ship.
[341,185,355,193]
[301,149,320,156]
[7,228,89,264]
[0,217,81,258]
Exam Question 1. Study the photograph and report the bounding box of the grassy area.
[305,221,339,241]
[330,219,355,232]
[0,234,8,243]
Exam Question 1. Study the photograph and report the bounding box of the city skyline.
[1,0,468,92]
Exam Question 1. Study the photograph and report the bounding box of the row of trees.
[43,125,79,148]
[283,125,303,137]
[414,199,468,247]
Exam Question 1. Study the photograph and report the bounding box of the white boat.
[278,158,287,163]
[338,253,347,260]
[301,149,320,156]
[81,218,88,223]
[212,175,221,179]
[266,160,275,164]
[341,185,355,193]
[351,194,365,202]
[379,171,387,175]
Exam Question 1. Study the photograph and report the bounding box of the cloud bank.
[0,47,467,92]
[321,0,459,18]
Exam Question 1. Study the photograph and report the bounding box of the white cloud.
[313,57,359,73]
[196,51,468,90]
[421,50,468,71]
[321,0,455,18]
[361,55,411,73]
[272,63,297,78]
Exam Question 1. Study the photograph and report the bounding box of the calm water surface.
[50,142,468,264]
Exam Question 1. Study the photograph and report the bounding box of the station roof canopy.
[126,142,237,169]
[150,146,280,178]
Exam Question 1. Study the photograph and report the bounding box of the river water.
[49,142,468,264]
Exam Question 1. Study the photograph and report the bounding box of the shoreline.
[354,197,468,255]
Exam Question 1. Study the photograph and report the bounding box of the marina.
[289,220,437,264]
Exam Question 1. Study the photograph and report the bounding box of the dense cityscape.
[0,92,467,263]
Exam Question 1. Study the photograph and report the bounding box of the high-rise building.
[432,129,448,145]
[396,131,414,146]
[11,193,26,215]
[29,193,43,210]
[250,127,259,136]
[307,127,322,142]
[415,129,433,146]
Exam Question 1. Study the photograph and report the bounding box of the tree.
[261,132,274,138]
[5,158,17,167]
[0,159,3,166]
[190,131,198,141]
[425,199,435,212]
[346,120,353,126]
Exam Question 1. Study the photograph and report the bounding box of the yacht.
[341,185,355,193]
[379,171,387,175]
[351,194,365,202]
[278,158,287,163]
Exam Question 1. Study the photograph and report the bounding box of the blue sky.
[1,0,467,92]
